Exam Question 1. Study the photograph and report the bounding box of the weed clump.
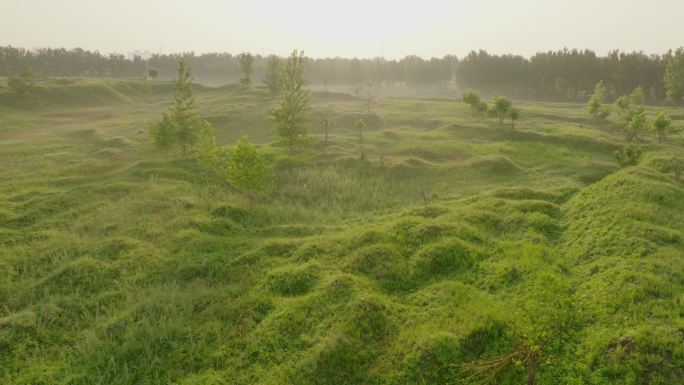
[411,238,477,278]
[267,263,320,296]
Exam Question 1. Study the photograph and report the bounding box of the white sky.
[2,0,683,59]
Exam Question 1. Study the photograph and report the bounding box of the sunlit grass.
[0,78,683,384]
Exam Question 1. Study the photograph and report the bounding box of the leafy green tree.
[630,86,646,105]
[664,48,684,102]
[147,68,159,80]
[7,65,35,96]
[626,108,648,142]
[475,100,489,115]
[172,59,202,155]
[148,59,201,156]
[462,89,482,113]
[239,52,254,87]
[227,136,271,203]
[614,144,643,167]
[652,112,677,142]
[355,118,366,159]
[508,107,521,129]
[271,50,310,152]
[195,120,222,171]
[263,55,281,94]
[615,87,647,142]
[493,96,512,126]
[614,95,632,122]
[587,81,610,120]
[148,112,177,157]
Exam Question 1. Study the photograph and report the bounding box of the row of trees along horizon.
[2,45,684,103]
[146,49,681,204]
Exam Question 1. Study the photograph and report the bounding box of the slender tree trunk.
[527,357,538,385]
[359,128,364,159]
[419,185,428,216]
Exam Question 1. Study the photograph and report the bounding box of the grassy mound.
[0,77,683,384]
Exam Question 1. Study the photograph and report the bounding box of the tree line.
[0,46,455,87]
[456,49,676,102]
[3,45,683,102]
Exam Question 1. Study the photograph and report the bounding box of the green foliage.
[172,59,202,155]
[262,55,281,94]
[462,89,482,113]
[2,77,683,385]
[652,112,677,142]
[493,96,512,126]
[664,48,684,101]
[271,50,310,152]
[626,108,647,141]
[147,68,159,80]
[615,87,647,141]
[463,273,579,385]
[148,112,177,155]
[194,120,222,172]
[411,238,476,278]
[475,100,489,115]
[659,156,683,181]
[587,81,610,120]
[0,46,676,102]
[227,136,271,202]
[630,86,646,105]
[239,52,254,87]
[267,263,319,296]
[614,144,643,167]
[147,59,202,156]
[7,65,35,96]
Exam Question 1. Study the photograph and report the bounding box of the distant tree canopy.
[239,52,254,87]
[456,49,672,102]
[263,55,281,94]
[147,68,159,79]
[7,65,35,96]
[2,45,682,102]
[664,48,684,101]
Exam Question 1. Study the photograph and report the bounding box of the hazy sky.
[2,0,683,59]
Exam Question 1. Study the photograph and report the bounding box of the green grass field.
[1,77,683,384]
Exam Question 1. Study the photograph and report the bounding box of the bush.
[614,144,643,168]
[227,136,272,203]
[7,66,35,96]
